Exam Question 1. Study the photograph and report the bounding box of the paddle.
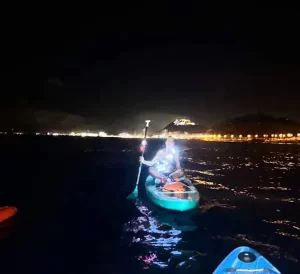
[127,120,151,199]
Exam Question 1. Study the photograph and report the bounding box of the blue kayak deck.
[213,246,281,274]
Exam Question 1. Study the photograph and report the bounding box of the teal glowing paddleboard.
[213,246,281,274]
[145,176,200,211]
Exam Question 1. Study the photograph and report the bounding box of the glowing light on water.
[184,158,209,165]
[141,139,147,146]
[276,231,300,240]
[122,143,300,270]
[123,201,183,252]
[197,170,215,176]
[281,198,295,203]
[122,200,187,269]
[199,200,236,212]
[247,186,291,191]
[194,179,214,185]
[263,219,293,225]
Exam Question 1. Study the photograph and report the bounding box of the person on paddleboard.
[140,136,184,183]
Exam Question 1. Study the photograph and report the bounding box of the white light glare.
[141,140,147,146]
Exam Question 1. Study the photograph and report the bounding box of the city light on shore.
[118,132,132,138]
[98,131,107,137]
[150,132,300,143]
[1,131,300,143]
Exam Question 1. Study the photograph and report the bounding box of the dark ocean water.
[0,136,299,273]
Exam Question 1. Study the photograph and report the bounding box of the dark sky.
[3,6,300,133]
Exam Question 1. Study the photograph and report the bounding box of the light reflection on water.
[183,144,300,203]
[123,142,300,273]
[122,199,186,270]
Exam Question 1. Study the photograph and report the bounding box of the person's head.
[165,136,175,149]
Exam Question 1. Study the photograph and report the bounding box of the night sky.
[3,6,300,133]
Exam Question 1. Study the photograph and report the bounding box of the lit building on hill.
[152,118,206,137]
[173,119,196,126]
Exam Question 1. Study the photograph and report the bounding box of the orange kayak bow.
[0,206,17,223]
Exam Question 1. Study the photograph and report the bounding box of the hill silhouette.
[157,119,206,134]
[209,114,300,135]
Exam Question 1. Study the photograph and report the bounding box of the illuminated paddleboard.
[145,176,200,211]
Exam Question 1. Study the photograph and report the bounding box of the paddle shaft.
[135,121,150,186]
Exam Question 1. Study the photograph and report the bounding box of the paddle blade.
[127,186,138,199]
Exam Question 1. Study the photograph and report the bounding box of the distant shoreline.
[0,133,299,144]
